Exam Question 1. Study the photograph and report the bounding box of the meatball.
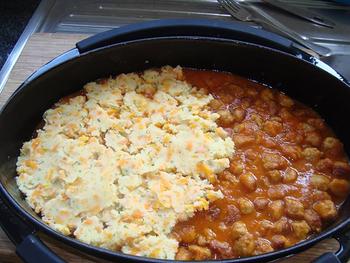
[259,219,274,235]
[228,84,245,98]
[176,247,192,260]
[273,217,290,234]
[313,200,337,220]
[312,190,332,202]
[304,131,322,147]
[233,107,246,122]
[278,93,294,108]
[267,170,282,184]
[260,89,274,101]
[263,120,283,137]
[179,225,197,243]
[310,173,330,191]
[329,179,350,197]
[237,198,255,214]
[229,161,244,175]
[300,122,315,132]
[209,99,224,110]
[233,234,255,257]
[279,108,294,120]
[271,235,289,249]
[203,228,216,241]
[283,168,298,183]
[254,238,274,255]
[307,118,326,130]
[209,240,233,258]
[262,152,288,170]
[233,134,255,147]
[333,161,350,177]
[268,185,287,200]
[250,113,263,127]
[281,145,302,161]
[268,200,284,221]
[304,209,322,232]
[254,197,270,211]
[316,158,334,173]
[302,147,323,162]
[322,137,342,154]
[285,197,305,219]
[291,220,311,239]
[239,172,257,192]
[224,204,241,225]
[217,110,235,126]
[220,170,239,184]
[231,221,249,240]
[188,245,212,260]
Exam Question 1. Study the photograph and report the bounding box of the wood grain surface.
[0,33,342,262]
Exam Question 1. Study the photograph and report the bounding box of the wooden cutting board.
[0,33,342,263]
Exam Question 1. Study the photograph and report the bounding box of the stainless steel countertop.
[1,0,349,94]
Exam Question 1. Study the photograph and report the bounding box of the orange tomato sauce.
[172,69,350,260]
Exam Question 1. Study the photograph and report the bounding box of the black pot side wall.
[0,38,350,262]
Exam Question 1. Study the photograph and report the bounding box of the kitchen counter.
[0,0,39,69]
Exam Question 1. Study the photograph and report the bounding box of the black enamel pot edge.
[0,18,349,263]
[2,37,349,263]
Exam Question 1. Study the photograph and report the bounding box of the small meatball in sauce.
[302,147,323,162]
[262,152,288,170]
[316,158,334,173]
[278,93,294,108]
[254,238,274,255]
[281,145,302,161]
[188,245,212,260]
[217,110,235,126]
[233,234,255,257]
[285,197,305,219]
[273,217,290,234]
[291,220,311,239]
[254,197,270,211]
[304,209,322,232]
[313,200,337,221]
[323,137,343,154]
[231,221,249,240]
[329,179,350,197]
[271,235,289,249]
[237,198,255,215]
[268,200,284,221]
[263,120,283,137]
[310,174,330,191]
[333,161,350,177]
[267,170,282,184]
[304,131,322,147]
[176,247,192,260]
[209,99,224,110]
[283,168,298,183]
[239,172,257,192]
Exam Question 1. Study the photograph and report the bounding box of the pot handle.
[312,230,350,263]
[0,199,66,263]
[76,18,300,56]
[17,234,66,263]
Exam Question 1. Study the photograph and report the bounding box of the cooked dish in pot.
[16,66,350,260]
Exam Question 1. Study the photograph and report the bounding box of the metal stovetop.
[1,0,350,92]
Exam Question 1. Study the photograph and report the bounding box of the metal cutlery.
[218,0,332,57]
[263,0,335,28]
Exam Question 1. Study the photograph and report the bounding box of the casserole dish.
[0,19,350,263]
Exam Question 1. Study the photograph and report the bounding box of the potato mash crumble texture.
[16,66,235,259]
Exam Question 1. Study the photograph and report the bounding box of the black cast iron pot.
[0,19,350,263]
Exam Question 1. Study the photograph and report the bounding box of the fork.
[218,0,332,57]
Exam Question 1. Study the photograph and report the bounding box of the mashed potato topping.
[16,66,235,259]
